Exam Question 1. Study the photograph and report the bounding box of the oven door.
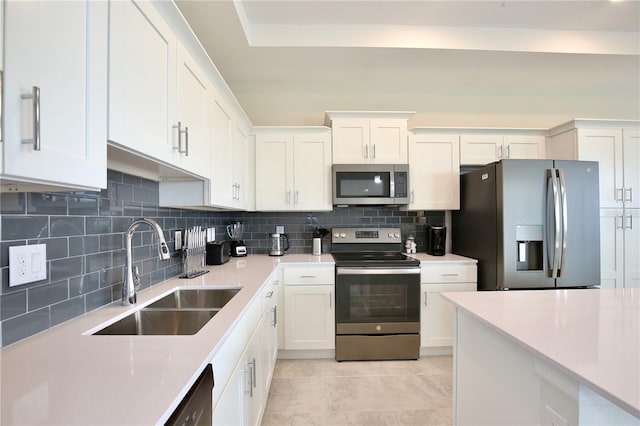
[335,267,420,335]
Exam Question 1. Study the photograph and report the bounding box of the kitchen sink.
[93,309,218,335]
[93,288,241,336]
[145,288,241,310]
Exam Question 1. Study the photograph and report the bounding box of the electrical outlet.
[276,225,285,234]
[9,244,47,286]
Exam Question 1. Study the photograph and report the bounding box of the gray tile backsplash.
[0,170,444,347]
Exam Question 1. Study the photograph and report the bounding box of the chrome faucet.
[123,218,170,305]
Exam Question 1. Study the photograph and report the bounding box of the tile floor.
[261,356,453,426]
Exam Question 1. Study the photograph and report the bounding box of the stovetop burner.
[331,227,420,267]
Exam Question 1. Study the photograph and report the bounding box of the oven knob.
[376,325,382,331]
[387,232,393,238]
[333,232,340,238]
[394,233,400,238]
[340,233,346,238]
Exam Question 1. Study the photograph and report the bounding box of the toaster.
[206,241,230,265]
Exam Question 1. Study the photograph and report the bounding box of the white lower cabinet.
[283,267,335,350]
[212,274,278,426]
[420,263,477,348]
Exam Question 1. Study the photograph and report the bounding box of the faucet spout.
[123,218,170,305]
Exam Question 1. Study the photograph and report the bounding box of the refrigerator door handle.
[558,168,568,277]
[549,168,561,279]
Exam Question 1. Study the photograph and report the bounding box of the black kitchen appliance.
[427,225,446,256]
[206,240,230,265]
[226,222,247,257]
[331,227,421,361]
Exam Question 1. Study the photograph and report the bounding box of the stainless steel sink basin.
[93,309,218,335]
[145,288,241,310]
[92,288,241,336]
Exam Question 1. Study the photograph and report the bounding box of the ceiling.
[175,0,640,128]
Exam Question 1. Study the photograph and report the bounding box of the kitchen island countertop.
[443,288,640,419]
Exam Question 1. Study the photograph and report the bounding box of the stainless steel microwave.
[332,164,410,206]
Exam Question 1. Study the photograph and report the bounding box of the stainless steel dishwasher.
[165,365,213,426]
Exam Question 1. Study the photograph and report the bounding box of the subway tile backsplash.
[0,170,443,347]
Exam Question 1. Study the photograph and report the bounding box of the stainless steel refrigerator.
[452,159,600,290]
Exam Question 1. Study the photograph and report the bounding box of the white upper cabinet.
[460,132,546,165]
[109,0,176,165]
[174,44,211,178]
[2,0,108,190]
[209,97,235,207]
[407,131,460,210]
[326,112,413,164]
[548,121,639,210]
[255,127,332,211]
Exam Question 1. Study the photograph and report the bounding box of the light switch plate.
[9,244,47,286]
[276,225,285,234]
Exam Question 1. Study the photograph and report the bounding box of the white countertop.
[0,254,333,426]
[443,288,640,418]
[410,252,477,264]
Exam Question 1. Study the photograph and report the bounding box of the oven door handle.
[336,267,421,275]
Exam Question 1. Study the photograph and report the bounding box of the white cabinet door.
[576,128,624,209]
[210,97,235,207]
[624,209,640,288]
[213,362,244,426]
[109,0,176,164]
[459,135,502,165]
[255,128,331,211]
[174,44,211,177]
[370,119,408,164]
[332,118,408,164]
[232,125,248,209]
[293,132,332,211]
[421,282,476,347]
[284,285,335,350]
[331,119,369,164]
[599,209,624,289]
[504,135,546,160]
[408,133,460,210]
[3,0,107,190]
[623,130,639,209]
[255,132,293,211]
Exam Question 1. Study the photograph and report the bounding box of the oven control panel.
[332,227,402,244]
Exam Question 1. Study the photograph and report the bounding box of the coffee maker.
[226,222,247,257]
[426,225,446,256]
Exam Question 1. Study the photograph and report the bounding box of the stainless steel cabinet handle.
[184,126,189,156]
[424,290,428,307]
[615,215,624,230]
[273,305,277,327]
[372,144,376,159]
[616,187,624,202]
[237,184,240,201]
[625,214,634,230]
[21,86,41,151]
[295,190,299,205]
[287,190,291,204]
[244,364,252,396]
[329,292,332,309]
[411,190,415,204]
[300,275,317,278]
[252,358,257,390]
[364,144,368,159]
[498,145,503,159]
[266,291,274,298]
[441,273,459,277]
[273,279,279,286]
[173,122,187,155]
[505,145,510,159]
[625,187,633,203]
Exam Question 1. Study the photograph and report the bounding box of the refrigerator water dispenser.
[515,225,543,271]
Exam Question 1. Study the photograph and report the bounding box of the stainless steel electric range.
[331,227,421,361]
